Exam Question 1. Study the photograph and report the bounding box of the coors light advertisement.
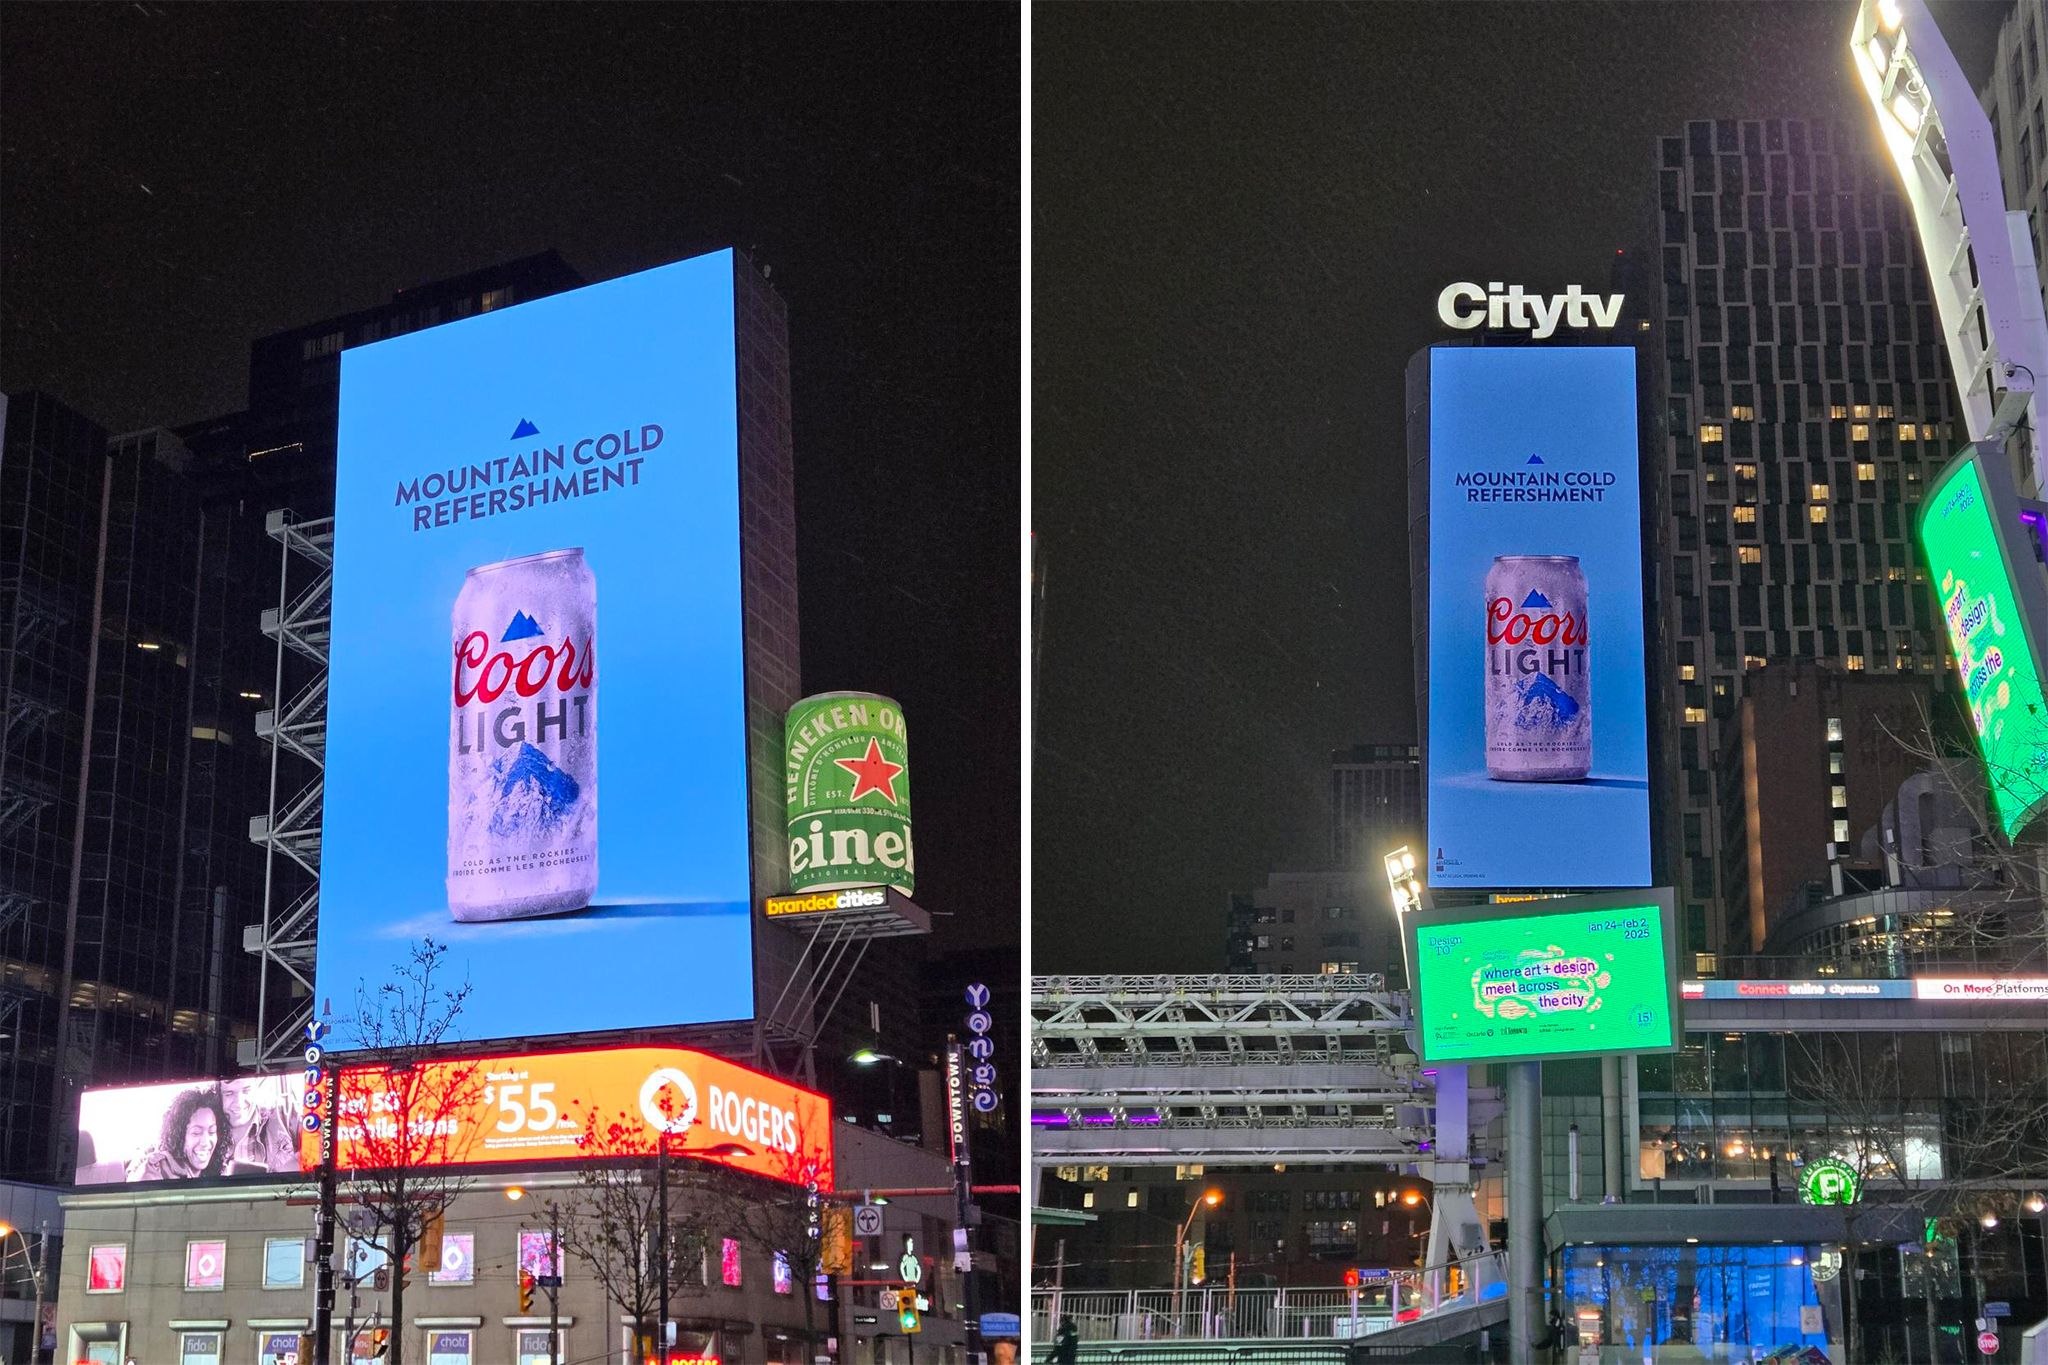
[321,250,756,1042]
[1423,346,1651,889]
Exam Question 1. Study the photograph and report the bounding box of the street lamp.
[1171,1190,1223,1332]
[1383,847,1423,914]
[0,1221,48,1365]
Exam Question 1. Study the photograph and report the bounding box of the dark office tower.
[0,397,269,1180]
[1714,661,1935,954]
[179,251,587,513]
[1980,0,2048,323]
[1327,742,1420,876]
[1649,119,1964,967]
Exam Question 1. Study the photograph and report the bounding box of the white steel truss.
[245,511,332,1066]
[1029,974,1503,1168]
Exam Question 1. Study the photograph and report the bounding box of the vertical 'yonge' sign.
[1918,447,2048,840]
[785,692,913,894]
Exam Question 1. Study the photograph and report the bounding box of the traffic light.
[1343,1268,1361,1289]
[369,1329,391,1359]
[519,1268,537,1313]
[399,1254,413,1292]
[898,1294,922,1334]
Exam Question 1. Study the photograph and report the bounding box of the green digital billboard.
[1917,447,2048,842]
[1403,889,1680,1066]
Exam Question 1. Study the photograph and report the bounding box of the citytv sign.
[1437,282,1625,339]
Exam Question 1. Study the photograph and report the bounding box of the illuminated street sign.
[1800,1158,1862,1206]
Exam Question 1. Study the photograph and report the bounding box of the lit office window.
[1856,463,1877,481]
[1738,546,1761,564]
[1699,424,1725,444]
[1733,505,1757,524]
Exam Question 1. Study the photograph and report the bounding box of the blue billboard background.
[320,250,754,1042]
[1425,346,1651,888]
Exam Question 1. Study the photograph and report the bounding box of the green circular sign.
[1800,1158,1862,1206]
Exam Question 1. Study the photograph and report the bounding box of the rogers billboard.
[303,1044,835,1189]
[1421,346,1652,888]
[320,250,755,1042]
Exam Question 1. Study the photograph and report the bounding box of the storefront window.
[429,1231,475,1285]
[86,1244,126,1293]
[514,1328,561,1365]
[426,1330,471,1365]
[180,1332,222,1365]
[263,1236,306,1289]
[1558,1245,1829,1359]
[721,1237,742,1287]
[259,1331,303,1363]
[185,1239,227,1290]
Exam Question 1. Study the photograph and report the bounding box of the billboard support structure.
[758,891,931,1072]
[246,509,333,1067]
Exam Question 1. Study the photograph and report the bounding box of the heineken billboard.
[785,692,913,894]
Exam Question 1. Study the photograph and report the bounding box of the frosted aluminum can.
[1484,554,1590,782]
[448,548,598,920]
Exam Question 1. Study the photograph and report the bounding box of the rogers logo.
[638,1067,699,1134]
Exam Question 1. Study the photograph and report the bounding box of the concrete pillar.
[1506,1061,1543,1365]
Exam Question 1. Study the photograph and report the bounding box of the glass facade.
[1636,1030,2047,1191]
[1558,1244,1829,1360]
[0,397,276,1182]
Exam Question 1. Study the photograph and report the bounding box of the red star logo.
[833,738,905,805]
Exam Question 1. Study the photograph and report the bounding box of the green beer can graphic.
[784,692,913,895]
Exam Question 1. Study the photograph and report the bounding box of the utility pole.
[312,1037,339,1365]
[656,1131,670,1365]
[30,1225,47,1365]
[944,1041,982,1365]
[547,1202,562,1365]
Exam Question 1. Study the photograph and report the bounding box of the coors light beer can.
[448,548,598,920]
[1484,554,1591,782]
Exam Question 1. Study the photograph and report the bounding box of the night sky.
[2,4,1019,952]
[1032,1,2009,974]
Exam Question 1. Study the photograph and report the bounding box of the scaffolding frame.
[244,510,332,1067]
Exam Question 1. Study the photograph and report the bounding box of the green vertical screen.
[1918,455,2048,841]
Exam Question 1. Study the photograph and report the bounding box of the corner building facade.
[1649,119,1963,963]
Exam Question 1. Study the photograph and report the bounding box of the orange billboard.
[302,1045,833,1189]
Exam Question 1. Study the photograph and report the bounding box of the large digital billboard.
[1918,445,2048,841]
[75,1075,304,1185]
[1402,888,1680,1065]
[301,1044,834,1189]
[321,250,754,1042]
[1423,346,1650,888]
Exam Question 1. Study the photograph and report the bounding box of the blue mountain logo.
[1527,454,1545,464]
[511,418,540,440]
[1521,590,1553,610]
[502,611,544,642]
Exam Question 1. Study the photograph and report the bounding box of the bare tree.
[555,1101,737,1365]
[1874,698,2048,974]
[333,939,486,1365]
[1790,1029,2048,1364]
[738,1113,835,1365]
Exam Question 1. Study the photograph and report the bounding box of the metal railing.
[1031,1250,1508,1344]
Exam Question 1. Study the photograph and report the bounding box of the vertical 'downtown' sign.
[785,692,914,894]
